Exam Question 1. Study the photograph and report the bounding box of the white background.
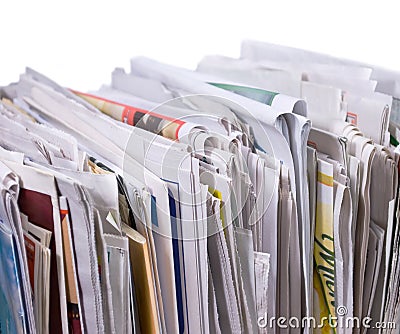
[1,0,400,91]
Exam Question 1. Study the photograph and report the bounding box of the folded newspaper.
[0,40,399,334]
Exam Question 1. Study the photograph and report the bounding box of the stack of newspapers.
[0,40,399,334]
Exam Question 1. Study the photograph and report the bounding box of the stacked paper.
[0,41,399,334]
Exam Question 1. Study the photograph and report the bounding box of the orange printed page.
[72,90,185,141]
